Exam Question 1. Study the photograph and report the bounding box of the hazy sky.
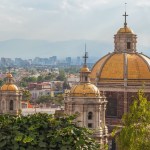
[0,0,150,49]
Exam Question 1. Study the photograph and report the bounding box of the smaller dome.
[7,73,13,78]
[70,83,100,97]
[80,66,90,73]
[117,27,134,34]
[1,84,18,91]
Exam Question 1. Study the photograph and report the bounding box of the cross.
[123,3,128,27]
[8,66,11,73]
[83,44,88,66]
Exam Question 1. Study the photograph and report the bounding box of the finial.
[83,44,88,66]
[123,3,128,28]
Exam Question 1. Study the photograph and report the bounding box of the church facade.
[64,52,108,146]
[90,12,150,132]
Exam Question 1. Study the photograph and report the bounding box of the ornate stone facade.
[0,73,22,115]
[90,12,150,149]
[64,52,108,145]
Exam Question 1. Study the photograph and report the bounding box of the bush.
[0,113,100,150]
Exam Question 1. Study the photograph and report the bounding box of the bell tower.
[114,7,137,53]
[65,48,108,146]
[0,73,22,115]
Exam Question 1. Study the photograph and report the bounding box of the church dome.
[90,52,150,83]
[117,26,134,34]
[1,73,19,92]
[70,83,100,97]
[80,66,90,72]
[1,84,18,91]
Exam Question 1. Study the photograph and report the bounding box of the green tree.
[54,94,64,105]
[20,81,27,87]
[21,77,37,83]
[37,76,44,82]
[116,90,150,150]
[36,94,64,106]
[36,95,52,104]
[0,113,100,150]
[56,69,66,81]
[63,80,70,90]
[0,79,4,86]
[22,90,32,101]
[28,77,37,82]
[44,75,51,81]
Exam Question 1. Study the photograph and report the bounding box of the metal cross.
[123,3,128,27]
[83,44,88,66]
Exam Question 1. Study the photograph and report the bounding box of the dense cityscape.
[0,56,98,68]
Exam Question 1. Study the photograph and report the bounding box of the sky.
[0,0,150,57]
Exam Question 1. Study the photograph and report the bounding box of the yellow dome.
[90,53,150,83]
[117,27,134,34]
[70,83,100,97]
[80,66,90,72]
[1,84,18,91]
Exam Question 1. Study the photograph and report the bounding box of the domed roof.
[70,83,100,97]
[80,66,90,73]
[1,73,19,92]
[90,52,150,83]
[117,27,134,34]
[1,84,18,91]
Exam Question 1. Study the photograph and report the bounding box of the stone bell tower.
[114,11,137,53]
[64,49,108,145]
[0,73,22,115]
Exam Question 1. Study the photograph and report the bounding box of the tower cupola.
[114,10,137,53]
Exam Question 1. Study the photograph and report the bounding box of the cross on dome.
[123,3,128,28]
[83,44,88,66]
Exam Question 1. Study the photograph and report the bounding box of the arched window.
[88,112,93,120]
[10,100,13,111]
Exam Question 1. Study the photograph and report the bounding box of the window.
[88,112,93,120]
[127,42,131,49]
[106,94,117,117]
[10,100,13,110]
[88,123,93,128]
[85,76,88,81]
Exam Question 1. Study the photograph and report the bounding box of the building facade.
[64,52,108,146]
[0,73,22,115]
[90,12,150,149]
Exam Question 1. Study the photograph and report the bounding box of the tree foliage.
[22,77,37,83]
[56,70,66,81]
[22,90,32,101]
[36,94,64,106]
[0,113,100,150]
[0,79,4,86]
[37,76,44,82]
[116,90,150,150]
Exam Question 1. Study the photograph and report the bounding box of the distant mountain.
[0,39,149,59]
[0,39,112,59]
